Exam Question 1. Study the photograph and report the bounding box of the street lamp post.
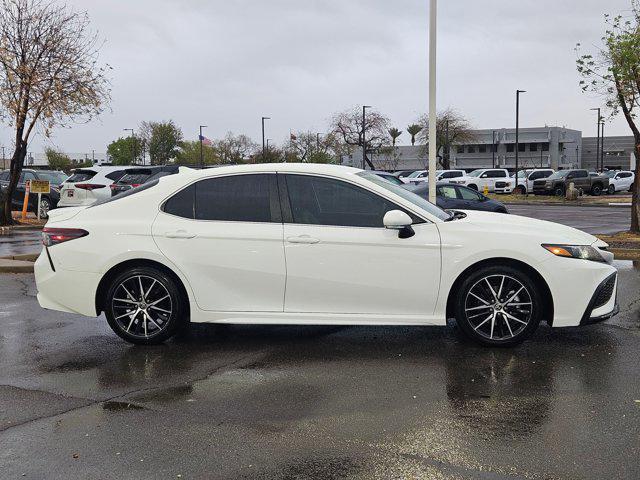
[590,108,601,172]
[515,90,526,190]
[492,130,496,168]
[427,0,437,204]
[199,125,207,169]
[362,105,371,169]
[600,119,605,171]
[123,128,134,164]
[261,117,270,158]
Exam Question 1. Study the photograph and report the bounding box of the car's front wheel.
[607,184,616,195]
[453,265,542,347]
[591,184,602,196]
[105,267,187,345]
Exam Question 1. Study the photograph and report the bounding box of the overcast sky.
[2,0,635,155]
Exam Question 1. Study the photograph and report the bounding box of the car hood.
[451,209,599,245]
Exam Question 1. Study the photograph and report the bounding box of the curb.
[504,201,632,208]
[0,259,34,273]
[0,225,44,233]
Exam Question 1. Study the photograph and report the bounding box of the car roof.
[179,163,362,179]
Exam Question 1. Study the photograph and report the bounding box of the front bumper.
[580,272,619,325]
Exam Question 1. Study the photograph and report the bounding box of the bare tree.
[577,3,640,232]
[329,106,390,168]
[214,132,258,164]
[417,108,475,169]
[0,0,109,224]
[287,131,336,162]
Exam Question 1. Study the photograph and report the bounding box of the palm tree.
[388,128,402,146]
[406,124,423,146]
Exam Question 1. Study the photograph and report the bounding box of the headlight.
[542,244,605,262]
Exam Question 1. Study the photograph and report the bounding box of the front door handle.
[165,230,196,239]
[286,235,320,244]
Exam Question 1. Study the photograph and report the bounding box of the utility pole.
[600,119,605,171]
[515,90,526,188]
[261,117,270,158]
[590,108,601,172]
[199,125,207,169]
[427,0,437,204]
[362,105,371,169]
[492,130,496,168]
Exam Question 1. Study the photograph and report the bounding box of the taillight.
[131,184,141,187]
[42,228,88,247]
[75,183,105,190]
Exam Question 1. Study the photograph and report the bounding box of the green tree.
[577,2,640,232]
[388,127,403,146]
[140,120,183,165]
[175,140,220,166]
[0,0,110,225]
[417,108,475,169]
[406,124,423,146]
[107,136,143,165]
[45,148,71,171]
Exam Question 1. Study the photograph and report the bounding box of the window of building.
[506,144,515,152]
[456,145,465,154]
[285,175,400,228]
[518,143,526,152]
[530,143,538,152]
[467,145,476,153]
[541,142,549,151]
[478,145,486,153]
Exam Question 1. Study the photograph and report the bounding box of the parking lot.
[1,261,639,479]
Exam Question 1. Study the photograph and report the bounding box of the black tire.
[591,183,602,196]
[453,265,542,347]
[554,186,565,197]
[607,184,616,195]
[104,266,187,345]
[515,185,526,195]
[468,184,478,191]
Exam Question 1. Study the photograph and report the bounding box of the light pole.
[590,108,601,172]
[428,0,437,204]
[515,90,526,189]
[123,128,134,164]
[600,119,605,171]
[362,105,371,169]
[199,125,207,169]
[261,117,270,158]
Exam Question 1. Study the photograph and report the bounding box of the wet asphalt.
[0,261,639,479]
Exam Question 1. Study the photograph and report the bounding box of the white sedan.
[35,164,618,347]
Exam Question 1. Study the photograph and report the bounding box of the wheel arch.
[95,258,191,318]
[445,257,554,326]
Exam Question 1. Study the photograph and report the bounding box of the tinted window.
[105,170,126,181]
[286,174,403,227]
[489,170,506,178]
[620,172,632,178]
[164,184,195,218]
[67,170,97,183]
[93,180,160,208]
[458,186,483,201]
[437,185,457,199]
[118,173,152,185]
[575,170,588,178]
[195,174,277,222]
[0,171,9,181]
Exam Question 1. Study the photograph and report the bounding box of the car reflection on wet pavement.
[0,262,639,479]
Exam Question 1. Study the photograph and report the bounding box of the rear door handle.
[165,230,196,239]
[286,235,320,244]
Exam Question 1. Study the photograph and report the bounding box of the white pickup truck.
[449,168,514,193]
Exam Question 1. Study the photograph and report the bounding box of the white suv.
[403,169,466,185]
[514,169,554,194]
[58,166,131,207]
[451,168,514,193]
[604,170,635,193]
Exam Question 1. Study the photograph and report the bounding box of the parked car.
[370,171,405,186]
[450,168,514,193]
[110,166,179,196]
[604,170,635,193]
[0,169,68,217]
[513,169,554,194]
[406,182,509,213]
[532,169,609,196]
[402,169,466,185]
[58,166,132,207]
[36,164,617,348]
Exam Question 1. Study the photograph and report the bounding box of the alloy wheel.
[464,274,533,341]
[111,275,173,339]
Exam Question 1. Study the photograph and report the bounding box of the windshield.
[605,170,617,178]
[467,169,483,177]
[547,170,570,180]
[357,171,450,221]
[407,171,424,178]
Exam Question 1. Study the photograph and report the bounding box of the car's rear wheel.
[607,184,616,195]
[453,265,542,347]
[554,186,565,197]
[105,267,187,345]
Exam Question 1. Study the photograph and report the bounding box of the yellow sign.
[29,180,50,194]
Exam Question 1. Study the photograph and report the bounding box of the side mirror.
[383,210,415,239]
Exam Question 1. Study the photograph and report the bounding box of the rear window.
[66,170,96,183]
[91,180,159,207]
[105,170,126,181]
[118,172,153,185]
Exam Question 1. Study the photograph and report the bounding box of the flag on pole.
[199,135,212,146]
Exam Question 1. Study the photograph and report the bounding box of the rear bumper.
[580,272,619,325]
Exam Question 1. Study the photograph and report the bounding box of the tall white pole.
[428,0,437,204]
